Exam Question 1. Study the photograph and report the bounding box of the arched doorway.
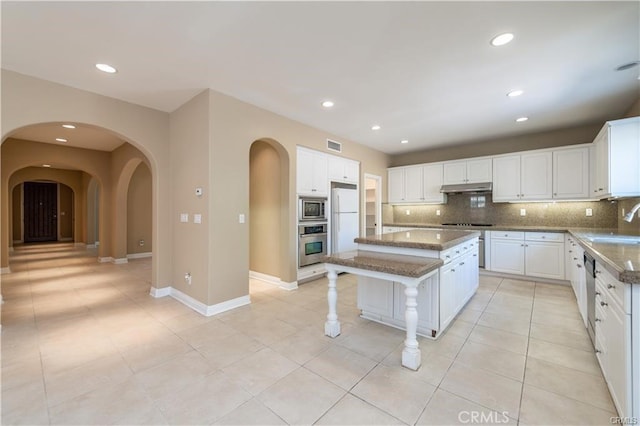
[249,138,294,290]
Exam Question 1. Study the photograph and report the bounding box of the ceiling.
[9,123,125,152]
[2,2,639,155]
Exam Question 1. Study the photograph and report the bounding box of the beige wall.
[127,163,152,254]
[390,123,603,167]
[250,141,282,277]
[1,70,171,289]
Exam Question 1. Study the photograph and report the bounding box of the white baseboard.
[95,241,100,246]
[74,242,87,248]
[1,267,11,275]
[127,252,152,260]
[87,243,97,249]
[479,269,570,286]
[113,258,128,265]
[150,286,171,298]
[149,285,250,317]
[98,256,114,263]
[250,270,299,291]
[8,247,14,253]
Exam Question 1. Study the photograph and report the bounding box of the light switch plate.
[436,210,441,216]
[180,213,189,223]
[586,208,593,217]
[520,208,526,216]
[239,214,245,224]
[194,214,202,224]
[405,209,410,215]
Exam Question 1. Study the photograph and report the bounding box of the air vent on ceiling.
[327,139,342,153]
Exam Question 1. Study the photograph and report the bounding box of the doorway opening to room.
[364,174,382,236]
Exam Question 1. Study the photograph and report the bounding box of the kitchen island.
[323,228,480,370]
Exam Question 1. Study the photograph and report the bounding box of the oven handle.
[300,233,328,237]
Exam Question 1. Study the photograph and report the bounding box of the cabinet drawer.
[491,231,524,240]
[525,232,564,242]
[596,267,628,313]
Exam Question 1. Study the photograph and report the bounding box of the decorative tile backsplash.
[386,193,619,229]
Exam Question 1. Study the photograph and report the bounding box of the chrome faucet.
[624,202,640,222]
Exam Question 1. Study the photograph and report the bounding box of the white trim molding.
[149,286,250,317]
[250,270,298,291]
[127,252,152,260]
[86,243,97,249]
[74,242,87,248]
[98,256,114,263]
[1,267,11,275]
[113,258,128,265]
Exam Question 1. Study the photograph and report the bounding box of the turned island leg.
[402,285,421,370]
[324,269,341,337]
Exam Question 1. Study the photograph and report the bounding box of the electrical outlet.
[520,208,526,216]
[239,213,245,223]
[139,239,145,246]
[586,208,593,217]
[405,209,411,215]
[436,209,441,216]
[180,213,189,223]
[184,272,192,285]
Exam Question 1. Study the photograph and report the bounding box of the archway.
[126,162,152,259]
[249,138,293,290]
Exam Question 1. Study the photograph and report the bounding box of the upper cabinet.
[388,163,445,204]
[591,117,640,199]
[443,158,492,184]
[493,152,552,202]
[553,146,590,199]
[328,156,359,184]
[297,147,328,196]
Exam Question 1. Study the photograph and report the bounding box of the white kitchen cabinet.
[492,152,552,202]
[328,155,359,184]
[553,146,590,199]
[357,277,395,319]
[393,274,439,335]
[591,117,640,199]
[297,147,328,196]
[443,158,492,184]
[490,234,525,275]
[387,164,445,204]
[489,231,564,279]
[566,234,587,326]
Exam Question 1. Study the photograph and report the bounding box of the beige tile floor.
[1,243,618,425]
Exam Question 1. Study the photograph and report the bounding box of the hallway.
[1,244,617,425]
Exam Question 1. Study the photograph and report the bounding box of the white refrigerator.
[332,187,359,253]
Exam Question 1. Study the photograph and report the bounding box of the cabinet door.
[525,241,565,280]
[439,262,458,329]
[603,301,629,418]
[443,161,467,184]
[521,151,552,200]
[394,276,440,334]
[327,156,345,182]
[491,238,525,275]
[343,160,360,183]
[404,166,424,202]
[312,154,328,195]
[297,149,314,195]
[466,158,492,183]
[609,119,640,197]
[553,147,589,199]
[388,168,405,203]
[423,163,445,203]
[593,129,610,197]
[357,277,394,318]
[492,155,521,202]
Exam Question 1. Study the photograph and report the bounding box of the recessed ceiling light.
[401,139,409,144]
[95,63,117,73]
[507,90,524,97]
[62,124,76,129]
[516,117,529,122]
[42,164,51,168]
[371,125,381,131]
[490,33,514,47]
[321,100,334,108]
[55,138,67,142]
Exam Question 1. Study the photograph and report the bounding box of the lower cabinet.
[357,239,478,338]
[490,231,564,280]
[593,266,637,420]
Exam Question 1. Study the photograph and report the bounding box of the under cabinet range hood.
[440,182,492,194]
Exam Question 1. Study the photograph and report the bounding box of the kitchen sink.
[584,235,640,245]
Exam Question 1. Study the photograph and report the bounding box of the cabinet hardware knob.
[505,234,509,237]
[595,318,601,322]
[446,255,450,258]
[600,301,608,307]
[554,193,557,196]
[573,257,577,260]
[542,236,546,238]
[595,349,602,354]
[598,188,603,191]
[577,264,582,268]
[473,254,477,257]
[569,250,572,253]
[607,284,615,289]
[452,269,456,272]
[595,270,601,275]
[595,291,601,296]
[459,262,465,266]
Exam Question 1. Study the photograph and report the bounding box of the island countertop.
[323,250,443,278]
[355,229,480,251]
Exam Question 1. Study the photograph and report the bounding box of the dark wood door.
[24,182,58,243]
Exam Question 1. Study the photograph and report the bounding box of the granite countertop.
[384,223,640,284]
[323,250,443,278]
[355,229,480,251]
